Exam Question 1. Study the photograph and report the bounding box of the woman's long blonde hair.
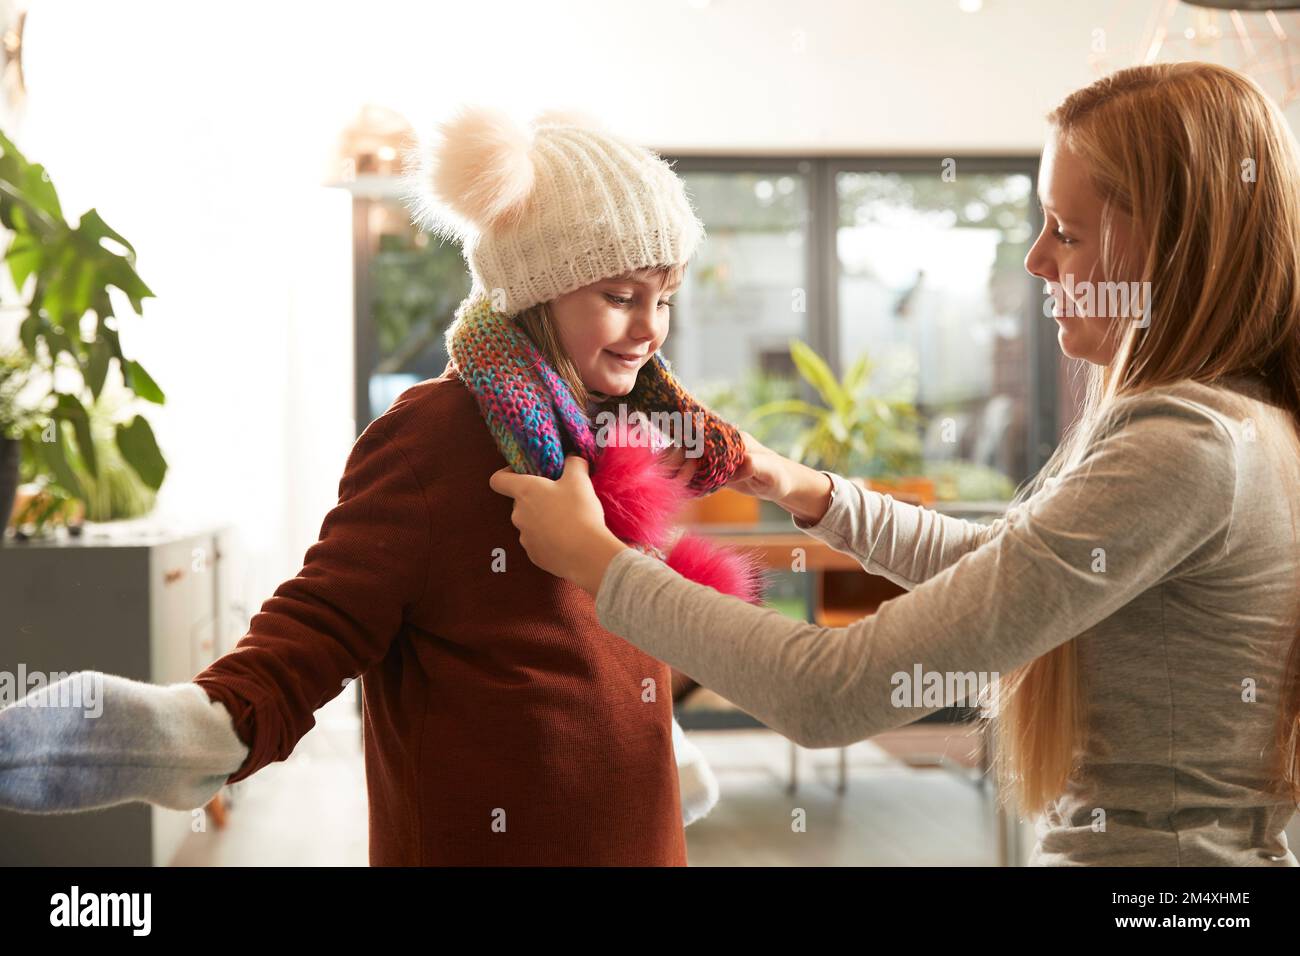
[995,62,1300,813]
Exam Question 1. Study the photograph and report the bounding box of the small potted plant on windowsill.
[750,340,934,503]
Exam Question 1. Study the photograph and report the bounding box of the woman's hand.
[725,430,795,501]
[658,443,700,487]
[489,456,629,596]
[725,430,834,525]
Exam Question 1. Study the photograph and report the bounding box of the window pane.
[360,200,470,425]
[668,170,810,392]
[836,170,1035,500]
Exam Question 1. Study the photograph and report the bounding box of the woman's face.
[1025,131,1130,366]
[548,270,679,397]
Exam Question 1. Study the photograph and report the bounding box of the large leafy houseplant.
[751,339,923,477]
[0,130,166,535]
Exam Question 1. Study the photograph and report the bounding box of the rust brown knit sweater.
[192,365,686,866]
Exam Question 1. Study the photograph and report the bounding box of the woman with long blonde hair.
[493,62,1300,865]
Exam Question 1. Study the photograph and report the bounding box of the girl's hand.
[489,456,629,596]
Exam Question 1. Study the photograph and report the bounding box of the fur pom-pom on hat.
[398,105,536,239]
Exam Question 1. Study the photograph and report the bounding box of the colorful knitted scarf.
[446,292,764,602]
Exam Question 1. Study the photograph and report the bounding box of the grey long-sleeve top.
[595,376,1300,866]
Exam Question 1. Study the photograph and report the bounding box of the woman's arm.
[589,394,1237,748]
[736,432,1027,591]
[792,471,1028,591]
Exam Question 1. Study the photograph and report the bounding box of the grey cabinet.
[0,522,237,865]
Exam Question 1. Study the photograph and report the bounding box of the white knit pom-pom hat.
[398,106,706,316]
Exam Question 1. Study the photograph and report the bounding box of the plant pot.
[679,486,761,526]
[0,437,19,537]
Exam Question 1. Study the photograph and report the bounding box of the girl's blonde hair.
[995,62,1300,813]
[511,263,686,410]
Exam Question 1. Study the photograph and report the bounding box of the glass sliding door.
[831,163,1039,498]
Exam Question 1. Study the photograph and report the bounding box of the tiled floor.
[170,686,1008,866]
[169,686,1300,867]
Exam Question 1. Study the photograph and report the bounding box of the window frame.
[666,154,1056,477]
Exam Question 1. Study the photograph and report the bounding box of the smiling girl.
[0,107,752,865]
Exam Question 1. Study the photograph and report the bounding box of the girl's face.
[548,271,679,397]
[1025,132,1132,366]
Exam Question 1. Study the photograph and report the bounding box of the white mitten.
[672,715,719,826]
[0,671,250,813]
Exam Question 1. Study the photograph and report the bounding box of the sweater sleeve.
[193,420,432,783]
[595,391,1237,748]
[791,471,1030,591]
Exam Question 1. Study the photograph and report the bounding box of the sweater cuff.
[790,471,857,549]
[192,678,264,784]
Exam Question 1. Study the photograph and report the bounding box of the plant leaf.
[749,398,827,421]
[115,415,167,490]
[77,208,136,260]
[5,231,43,290]
[123,359,165,404]
[843,353,872,394]
[99,253,154,314]
[86,336,111,400]
[35,420,86,500]
[53,392,97,478]
[789,339,846,409]
[21,162,64,223]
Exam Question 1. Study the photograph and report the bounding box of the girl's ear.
[399,105,536,239]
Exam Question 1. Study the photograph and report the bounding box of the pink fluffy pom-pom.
[666,533,767,605]
[590,441,687,548]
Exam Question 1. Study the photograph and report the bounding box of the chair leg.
[837,746,848,795]
[787,739,798,795]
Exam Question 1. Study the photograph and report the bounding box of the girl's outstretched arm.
[0,393,433,813]
[193,405,433,784]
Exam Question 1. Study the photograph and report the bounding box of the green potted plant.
[751,339,927,492]
[0,129,167,537]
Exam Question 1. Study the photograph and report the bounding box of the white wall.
[9,0,1300,613]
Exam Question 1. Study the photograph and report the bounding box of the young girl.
[0,107,754,865]
[495,62,1300,866]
